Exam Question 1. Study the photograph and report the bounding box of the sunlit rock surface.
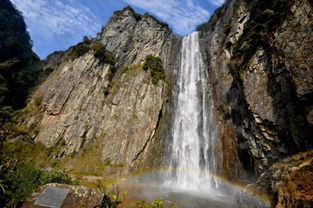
[199,0,313,179]
[19,0,313,207]
[25,7,182,173]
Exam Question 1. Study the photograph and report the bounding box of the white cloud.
[209,0,225,6]
[122,0,211,35]
[11,0,101,40]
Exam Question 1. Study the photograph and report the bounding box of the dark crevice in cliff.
[198,0,313,180]
[266,49,312,152]
[227,64,262,174]
[224,0,303,174]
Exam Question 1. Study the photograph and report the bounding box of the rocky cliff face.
[234,150,313,208]
[25,7,181,174]
[198,0,313,180]
[20,0,313,206]
[198,0,313,206]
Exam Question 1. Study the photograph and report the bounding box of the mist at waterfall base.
[118,32,241,207]
[118,170,242,208]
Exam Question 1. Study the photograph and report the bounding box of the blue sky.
[11,0,225,59]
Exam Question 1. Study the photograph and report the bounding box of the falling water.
[165,32,219,193]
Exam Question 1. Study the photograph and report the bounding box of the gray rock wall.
[22,1,313,199]
[26,7,182,174]
[199,0,313,181]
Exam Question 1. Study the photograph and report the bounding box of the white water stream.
[164,32,219,194]
[119,32,243,208]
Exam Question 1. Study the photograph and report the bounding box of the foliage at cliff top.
[113,6,169,30]
[68,42,116,66]
[0,0,32,63]
[143,55,165,84]
[0,0,42,109]
[114,6,142,21]
[142,13,170,29]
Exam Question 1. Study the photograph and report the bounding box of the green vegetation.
[143,55,165,84]
[0,156,72,207]
[234,0,292,57]
[97,187,167,208]
[56,137,115,177]
[0,106,13,124]
[0,102,73,207]
[69,43,90,60]
[135,199,165,208]
[114,6,142,21]
[92,43,116,65]
[143,13,169,29]
[0,106,121,207]
[34,95,43,107]
[133,12,142,21]
[68,42,116,67]
[0,0,32,63]
[98,190,122,208]
[0,0,43,109]
[96,184,168,208]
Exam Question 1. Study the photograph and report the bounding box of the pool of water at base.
[118,182,236,208]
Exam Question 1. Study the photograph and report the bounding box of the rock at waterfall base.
[234,150,313,208]
[22,183,104,208]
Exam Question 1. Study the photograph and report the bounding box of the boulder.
[22,183,103,208]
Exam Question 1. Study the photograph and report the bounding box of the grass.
[0,130,123,191]
[59,138,109,176]
[34,95,43,107]
[0,138,73,207]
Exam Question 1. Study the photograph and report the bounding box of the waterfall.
[165,32,219,193]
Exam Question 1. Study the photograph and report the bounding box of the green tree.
[0,0,42,109]
[143,55,165,84]
[92,43,116,65]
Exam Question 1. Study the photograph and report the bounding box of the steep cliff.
[24,7,181,174]
[198,0,313,180]
[11,0,313,206]
[197,0,313,206]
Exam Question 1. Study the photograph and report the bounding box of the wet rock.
[235,150,313,208]
[199,0,313,180]
[233,190,271,208]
